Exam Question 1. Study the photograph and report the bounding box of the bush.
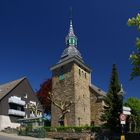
[44,126,101,133]
[18,127,45,138]
[32,127,45,138]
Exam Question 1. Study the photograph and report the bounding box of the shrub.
[44,126,101,133]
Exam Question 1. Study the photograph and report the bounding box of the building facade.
[50,20,106,126]
[0,77,42,130]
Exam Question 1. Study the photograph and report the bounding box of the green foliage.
[26,123,32,132]
[124,97,140,131]
[101,64,122,133]
[128,13,140,31]
[19,126,100,137]
[124,98,140,116]
[128,14,140,79]
[44,126,100,133]
[19,127,45,138]
[32,127,45,138]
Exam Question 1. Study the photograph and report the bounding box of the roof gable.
[0,77,26,100]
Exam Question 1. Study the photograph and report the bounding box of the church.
[50,19,106,126]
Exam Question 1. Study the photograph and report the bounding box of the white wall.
[0,115,20,131]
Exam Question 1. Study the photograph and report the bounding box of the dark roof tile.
[0,77,26,100]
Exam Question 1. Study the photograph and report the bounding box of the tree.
[101,64,122,133]
[124,97,140,132]
[128,13,140,79]
[48,92,73,126]
[36,79,52,114]
[28,102,42,117]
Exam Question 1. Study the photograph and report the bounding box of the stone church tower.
[50,20,92,126]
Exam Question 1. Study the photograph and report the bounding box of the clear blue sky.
[0,0,139,99]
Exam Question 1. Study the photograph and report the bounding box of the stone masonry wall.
[90,90,104,126]
[51,61,91,127]
[73,63,91,126]
[51,62,75,126]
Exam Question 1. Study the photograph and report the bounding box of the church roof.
[0,77,26,100]
[90,84,106,97]
[60,46,83,63]
[50,56,91,72]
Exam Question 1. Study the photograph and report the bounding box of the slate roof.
[90,84,106,97]
[50,56,91,73]
[0,77,26,100]
[60,46,83,63]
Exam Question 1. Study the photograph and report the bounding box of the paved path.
[0,132,54,140]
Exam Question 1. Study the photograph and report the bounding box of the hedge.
[44,126,101,133]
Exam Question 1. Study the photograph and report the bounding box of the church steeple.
[69,20,75,36]
[65,20,77,47]
[60,19,83,62]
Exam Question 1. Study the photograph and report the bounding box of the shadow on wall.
[10,116,22,123]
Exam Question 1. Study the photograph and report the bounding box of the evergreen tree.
[101,64,123,133]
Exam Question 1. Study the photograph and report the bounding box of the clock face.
[59,74,65,81]
[59,67,65,81]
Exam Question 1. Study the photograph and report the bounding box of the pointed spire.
[69,19,75,36]
[66,18,77,47]
[69,7,73,34]
[59,9,83,63]
[65,7,77,47]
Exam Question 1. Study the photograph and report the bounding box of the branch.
[52,100,63,111]
[64,101,73,109]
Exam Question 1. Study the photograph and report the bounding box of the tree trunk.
[64,116,67,127]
